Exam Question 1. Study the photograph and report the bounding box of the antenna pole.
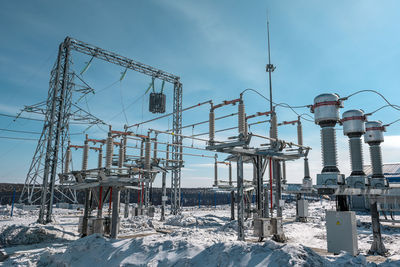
[266,17,275,112]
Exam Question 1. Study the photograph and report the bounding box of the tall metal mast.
[265,16,285,243]
[266,16,276,112]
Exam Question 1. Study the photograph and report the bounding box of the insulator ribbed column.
[349,136,364,175]
[313,93,341,174]
[82,140,89,171]
[145,139,151,172]
[105,133,113,169]
[269,112,278,140]
[297,120,303,146]
[370,145,383,178]
[118,141,124,169]
[238,101,246,135]
[153,135,158,160]
[209,110,215,143]
[123,136,127,159]
[342,110,366,176]
[321,126,338,172]
[64,147,71,174]
[98,146,103,168]
[140,140,144,160]
[364,121,385,179]
[244,121,248,137]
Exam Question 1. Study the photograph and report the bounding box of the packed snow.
[1,200,400,266]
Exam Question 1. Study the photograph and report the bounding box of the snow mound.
[36,234,393,267]
[0,224,77,247]
[120,217,154,232]
[165,213,227,228]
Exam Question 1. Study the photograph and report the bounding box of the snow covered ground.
[0,200,400,266]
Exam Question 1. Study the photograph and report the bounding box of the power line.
[0,136,39,141]
[341,89,400,112]
[127,100,212,129]
[0,127,83,136]
[0,128,41,134]
[366,105,391,116]
[384,118,400,127]
[240,88,314,122]
[0,113,43,121]
[0,112,102,126]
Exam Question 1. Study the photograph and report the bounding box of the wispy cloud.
[0,103,20,114]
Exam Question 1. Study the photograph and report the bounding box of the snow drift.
[0,224,77,247]
[37,234,387,267]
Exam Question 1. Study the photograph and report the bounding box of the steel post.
[110,187,120,238]
[237,155,244,241]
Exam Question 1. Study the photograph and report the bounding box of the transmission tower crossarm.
[67,37,180,84]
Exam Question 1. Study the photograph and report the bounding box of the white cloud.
[0,103,19,114]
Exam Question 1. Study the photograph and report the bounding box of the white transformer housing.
[342,109,365,136]
[313,93,341,124]
[364,121,384,143]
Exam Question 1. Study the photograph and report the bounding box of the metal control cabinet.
[147,206,155,217]
[254,218,272,238]
[271,217,283,235]
[326,210,358,256]
[91,218,105,234]
[298,199,309,218]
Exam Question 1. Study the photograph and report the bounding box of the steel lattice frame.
[19,39,78,223]
[171,82,183,214]
[19,37,183,223]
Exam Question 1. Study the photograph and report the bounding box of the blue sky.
[1,0,400,187]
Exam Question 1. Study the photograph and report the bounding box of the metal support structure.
[82,189,91,237]
[230,191,235,221]
[274,160,283,217]
[110,187,120,239]
[254,156,264,217]
[369,199,387,255]
[237,155,244,241]
[161,171,167,221]
[98,146,103,169]
[36,39,75,224]
[20,36,182,223]
[264,186,270,218]
[97,186,103,218]
[171,81,183,215]
[282,160,287,184]
[364,121,388,255]
[124,189,130,218]
[144,137,151,208]
[214,155,218,186]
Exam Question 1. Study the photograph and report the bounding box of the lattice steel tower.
[19,37,183,223]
